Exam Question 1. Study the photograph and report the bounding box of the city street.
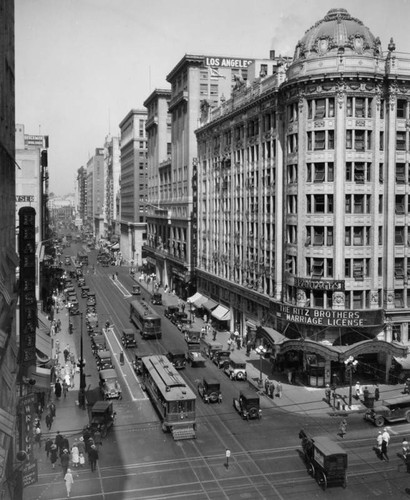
[25,244,410,499]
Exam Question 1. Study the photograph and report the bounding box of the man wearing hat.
[381,427,390,462]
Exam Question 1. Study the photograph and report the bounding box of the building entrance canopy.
[279,338,408,362]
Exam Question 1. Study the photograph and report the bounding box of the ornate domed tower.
[280,7,410,355]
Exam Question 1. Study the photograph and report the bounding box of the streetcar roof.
[142,355,196,401]
[130,299,161,319]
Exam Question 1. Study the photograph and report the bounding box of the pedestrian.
[77,436,85,456]
[212,329,217,341]
[325,384,331,404]
[57,318,61,332]
[276,381,283,398]
[45,412,53,430]
[63,347,70,363]
[61,436,69,455]
[287,370,293,384]
[88,444,99,472]
[71,444,79,468]
[48,401,56,418]
[355,381,362,399]
[79,452,85,467]
[64,468,74,498]
[374,384,380,402]
[119,350,124,365]
[338,419,347,438]
[60,449,70,476]
[373,430,383,460]
[398,437,410,471]
[381,427,390,462]
[93,428,102,450]
[55,379,62,399]
[62,380,69,398]
[50,442,58,469]
[45,437,53,458]
[55,431,64,455]
[35,424,42,447]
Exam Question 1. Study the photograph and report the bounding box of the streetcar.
[129,299,162,339]
[140,355,196,440]
[77,250,89,266]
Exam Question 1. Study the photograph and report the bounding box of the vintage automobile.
[87,291,97,306]
[213,350,231,369]
[177,318,191,332]
[88,401,116,438]
[65,256,71,266]
[92,335,107,355]
[151,292,163,305]
[69,299,80,315]
[200,339,223,360]
[96,350,114,370]
[78,277,86,288]
[164,305,179,321]
[99,368,122,400]
[166,350,186,370]
[299,430,347,490]
[121,329,138,348]
[197,377,222,403]
[86,304,96,314]
[81,285,90,298]
[132,284,141,295]
[186,345,206,367]
[184,329,201,344]
[224,355,247,381]
[173,311,188,326]
[364,395,410,427]
[86,312,98,331]
[233,391,262,420]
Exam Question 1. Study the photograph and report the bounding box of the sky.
[15,0,410,196]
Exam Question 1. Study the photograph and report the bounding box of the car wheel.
[374,415,385,427]
[236,372,245,380]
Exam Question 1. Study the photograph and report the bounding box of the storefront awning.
[187,292,202,304]
[28,366,52,391]
[394,356,410,370]
[212,305,231,321]
[192,294,208,308]
[203,299,218,312]
[36,329,52,360]
[0,408,14,437]
[258,326,286,346]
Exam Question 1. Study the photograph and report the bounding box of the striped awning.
[211,305,231,322]
[203,299,218,312]
[192,294,208,308]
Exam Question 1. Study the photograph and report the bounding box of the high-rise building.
[143,89,172,280]
[103,134,121,239]
[86,148,105,238]
[146,54,258,298]
[195,9,410,386]
[76,166,87,228]
[118,109,147,263]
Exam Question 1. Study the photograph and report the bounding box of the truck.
[88,401,116,438]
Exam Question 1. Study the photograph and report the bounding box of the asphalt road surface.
[27,244,410,499]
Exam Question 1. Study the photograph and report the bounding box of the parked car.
[132,284,141,295]
[177,318,191,331]
[78,277,86,287]
[200,339,223,360]
[121,329,138,348]
[92,335,107,355]
[166,351,186,369]
[87,291,96,306]
[151,292,163,305]
[99,368,122,400]
[96,350,114,370]
[233,391,262,420]
[198,377,222,403]
[186,350,206,367]
[81,285,90,298]
[65,256,71,266]
[224,355,247,381]
[213,350,231,369]
[173,311,188,326]
[164,305,179,320]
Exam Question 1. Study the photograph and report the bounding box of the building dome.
[293,8,382,62]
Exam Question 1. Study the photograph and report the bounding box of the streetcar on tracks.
[140,354,196,440]
[299,430,347,490]
[129,299,162,339]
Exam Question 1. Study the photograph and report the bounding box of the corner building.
[196,8,410,386]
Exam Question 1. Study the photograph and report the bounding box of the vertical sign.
[19,207,37,366]
[191,158,198,270]
[20,393,36,458]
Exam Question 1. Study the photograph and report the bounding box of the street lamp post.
[255,345,267,388]
[344,355,358,408]
[78,312,86,409]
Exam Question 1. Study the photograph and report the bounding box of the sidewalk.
[134,272,403,418]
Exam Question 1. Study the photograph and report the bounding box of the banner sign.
[274,303,383,328]
[294,277,345,291]
[203,56,254,68]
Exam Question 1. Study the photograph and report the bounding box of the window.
[396,195,405,214]
[347,97,353,117]
[312,259,324,278]
[313,227,324,245]
[380,131,384,151]
[397,132,406,151]
[314,163,325,182]
[354,164,365,183]
[354,195,365,213]
[355,130,365,151]
[353,261,364,281]
[396,164,406,183]
[314,99,326,119]
[397,99,407,119]
[307,132,312,150]
[314,131,325,150]
[355,98,365,117]
[395,227,405,245]
[328,98,335,118]
[395,260,405,279]
[314,195,325,213]
[394,291,404,308]
[328,163,334,182]
[346,130,352,149]
[200,83,208,96]
[345,227,351,246]
[353,227,364,246]
[328,130,334,149]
